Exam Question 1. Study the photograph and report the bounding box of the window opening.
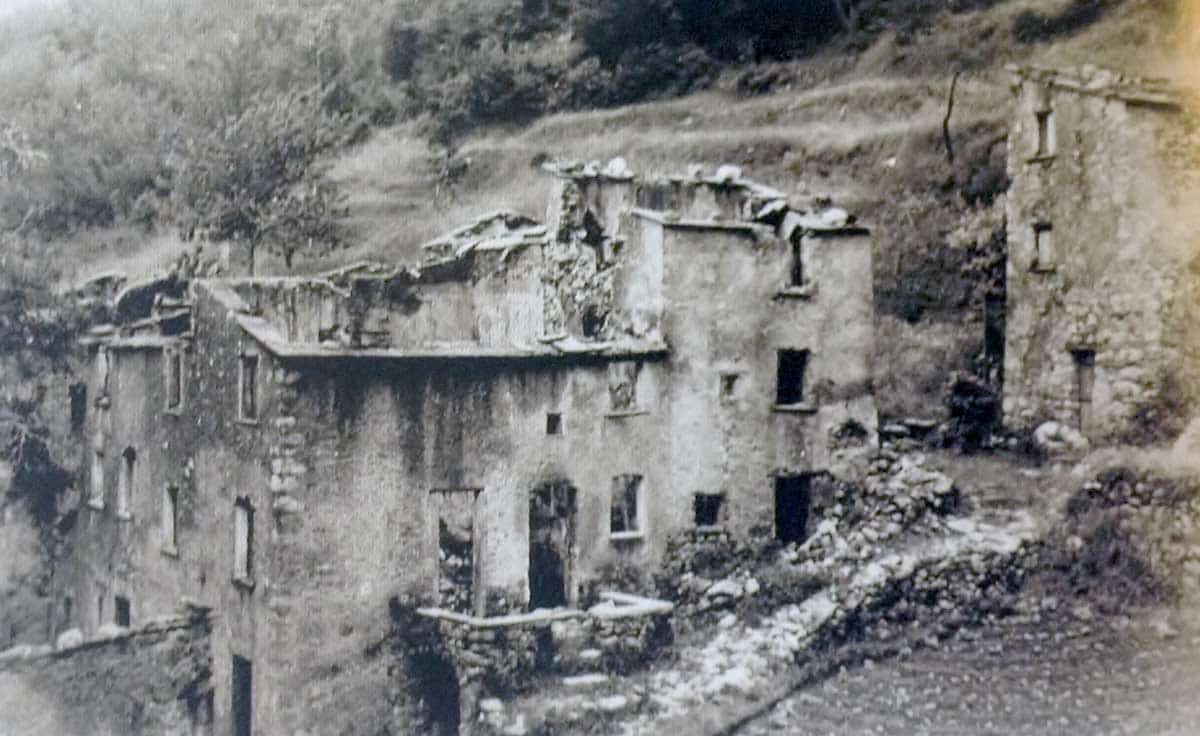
[114,595,130,628]
[1072,349,1096,433]
[163,485,179,552]
[89,451,105,508]
[69,383,87,431]
[234,499,254,583]
[117,447,136,517]
[776,350,809,406]
[1033,223,1054,271]
[694,493,724,528]
[608,361,642,412]
[239,354,259,421]
[610,474,643,535]
[1035,108,1055,157]
[790,237,805,286]
[165,347,183,411]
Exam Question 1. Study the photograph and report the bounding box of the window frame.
[161,484,180,557]
[609,473,644,541]
[1032,222,1055,272]
[163,345,185,415]
[693,493,726,530]
[719,371,741,404]
[116,447,135,520]
[232,498,255,588]
[113,595,131,628]
[773,349,815,412]
[605,360,650,418]
[1032,107,1056,160]
[237,350,260,424]
[88,449,105,510]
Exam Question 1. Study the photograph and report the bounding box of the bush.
[164,89,349,268]
[1013,0,1112,44]
[573,0,851,65]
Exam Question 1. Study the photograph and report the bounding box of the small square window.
[776,350,809,406]
[238,354,259,422]
[546,412,563,436]
[1032,223,1054,271]
[610,474,643,536]
[694,494,724,528]
[719,373,740,403]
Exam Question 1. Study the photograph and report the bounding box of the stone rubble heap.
[616,510,1039,735]
[789,451,962,579]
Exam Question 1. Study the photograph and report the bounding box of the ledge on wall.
[774,282,818,300]
[772,403,818,414]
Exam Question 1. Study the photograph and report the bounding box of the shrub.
[1013,0,1111,44]
[164,89,349,269]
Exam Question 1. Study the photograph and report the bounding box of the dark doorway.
[232,654,253,736]
[774,475,812,544]
[411,649,460,736]
[528,481,576,610]
[1072,349,1096,433]
[114,595,130,627]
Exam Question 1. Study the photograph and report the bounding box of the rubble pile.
[662,452,965,626]
[790,452,963,579]
[618,510,1039,734]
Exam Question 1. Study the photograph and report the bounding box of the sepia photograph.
[1,0,1199,734]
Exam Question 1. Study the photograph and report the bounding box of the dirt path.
[740,607,1200,736]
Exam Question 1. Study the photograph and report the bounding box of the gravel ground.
[741,606,1200,736]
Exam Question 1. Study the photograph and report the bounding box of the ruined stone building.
[60,162,876,734]
[1003,65,1200,442]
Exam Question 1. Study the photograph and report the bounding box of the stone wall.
[1003,67,1200,441]
[0,607,212,736]
[64,281,287,736]
[409,600,673,732]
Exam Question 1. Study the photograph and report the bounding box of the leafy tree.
[164,89,348,271]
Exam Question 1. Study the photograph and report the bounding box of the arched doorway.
[528,481,576,610]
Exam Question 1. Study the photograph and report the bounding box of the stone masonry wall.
[0,607,212,736]
[1004,70,1200,440]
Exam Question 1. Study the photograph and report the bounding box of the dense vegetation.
[0,0,1124,254]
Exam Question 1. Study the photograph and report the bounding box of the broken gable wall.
[228,246,545,351]
[1003,72,1200,439]
[656,221,877,538]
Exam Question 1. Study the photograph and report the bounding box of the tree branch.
[943,72,961,165]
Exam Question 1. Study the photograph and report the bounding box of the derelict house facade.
[1003,65,1200,442]
[61,163,877,735]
